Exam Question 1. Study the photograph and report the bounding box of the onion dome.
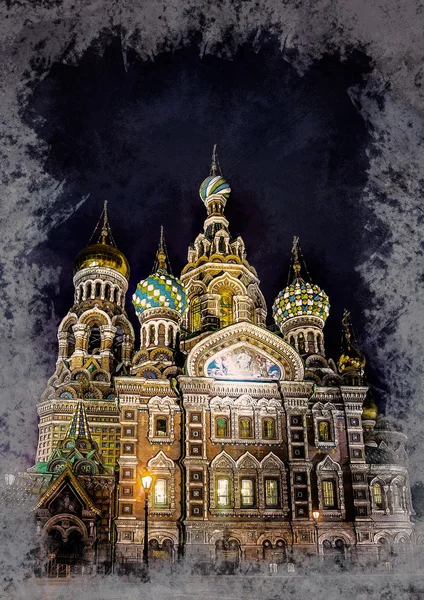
[132,227,188,315]
[199,175,231,203]
[74,201,130,280]
[199,144,231,205]
[272,236,330,327]
[337,309,366,374]
[362,397,378,420]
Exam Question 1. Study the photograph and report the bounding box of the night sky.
[25,38,378,396]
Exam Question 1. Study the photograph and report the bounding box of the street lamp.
[141,474,153,571]
[312,510,320,559]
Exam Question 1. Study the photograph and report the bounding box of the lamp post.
[141,474,153,573]
[312,510,320,560]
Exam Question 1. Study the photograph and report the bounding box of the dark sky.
[25,37,380,397]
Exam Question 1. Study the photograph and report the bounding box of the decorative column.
[100,324,117,371]
[71,323,90,368]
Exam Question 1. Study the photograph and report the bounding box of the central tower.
[180,146,267,347]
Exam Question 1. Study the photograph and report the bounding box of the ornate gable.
[186,322,304,381]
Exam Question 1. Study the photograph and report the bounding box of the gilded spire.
[152,226,173,275]
[291,236,301,280]
[210,143,219,176]
[66,400,93,441]
[338,309,366,374]
[100,200,109,243]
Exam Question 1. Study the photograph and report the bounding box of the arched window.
[216,478,231,507]
[372,483,383,509]
[215,417,228,438]
[88,324,101,354]
[289,335,295,348]
[168,326,174,347]
[155,417,168,436]
[322,480,336,508]
[297,332,305,354]
[219,290,234,328]
[190,297,201,332]
[113,326,124,361]
[104,284,111,301]
[158,323,166,346]
[318,420,330,442]
[149,324,155,346]
[153,479,168,506]
[95,282,101,297]
[307,332,315,353]
[239,417,253,438]
[240,479,255,506]
[263,418,276,439]
[317,334,323,354]
[86,282,92,299]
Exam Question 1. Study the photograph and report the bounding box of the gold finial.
[292,235,301,279]
[210,143,218,176]
[342,308,352,347]
[156,225,167,270]
[100,200,109,244]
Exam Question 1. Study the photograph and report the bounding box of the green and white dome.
[272,280,330,326]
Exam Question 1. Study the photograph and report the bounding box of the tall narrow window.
[241,479,254,506]
[190,297,201,332]
[219,290,233,328]
[88,324,101,354]
[297,332,305,354]
[322,480,336,508]
[265,479,279,507]
[373,483,383,508]
[215,417,228,438]
[263,419,276,439]
[307,332,315,353]
[239,418,252,439]
[318,421,330,442]
[154,479,167,506]
[217,478,230,507]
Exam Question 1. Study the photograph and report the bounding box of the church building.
[28,148,415,572]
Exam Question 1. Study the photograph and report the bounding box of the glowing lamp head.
[312,510,320,520]
[141,475,153,491]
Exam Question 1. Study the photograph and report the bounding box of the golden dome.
[74,243,130,280]
[362,398,378,420]
[73,201,130,280]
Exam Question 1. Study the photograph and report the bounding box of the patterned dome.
[272,279,330,326]
[132,269,188,315]
[199,176,231,203]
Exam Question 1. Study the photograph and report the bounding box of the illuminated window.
[190,296,201,332]
[215,417,228,438]
[239,418,252,439]
[217,478,230,507]
[154,479,167,506]
[265,479,279,507]
[297,332,305,354]
[219,290,233,328]
[155,417,168,436]
[241,479,254,506]
[373,483,383,508]
[318,421,330,442]
[263,419,276,439]
[322,480,336,508]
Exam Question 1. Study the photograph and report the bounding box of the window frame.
[215,416,229,438]
[239,416,253,439]
[322,479,336,508]
[264,477,280,508]
[153,478,169,508]
[240,477,256,507]
[216,477,231,508]
[262,418,276,440]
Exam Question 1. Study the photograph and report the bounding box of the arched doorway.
[322,538,347,567]
[215,539,240,575]
[46,529,84,565]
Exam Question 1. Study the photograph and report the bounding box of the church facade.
[29,150,415,571]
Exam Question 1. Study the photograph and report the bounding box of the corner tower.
[180,146,267,346]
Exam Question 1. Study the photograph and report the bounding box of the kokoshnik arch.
[27,147,415,570]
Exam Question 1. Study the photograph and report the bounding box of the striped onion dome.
[199,175,231,204]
